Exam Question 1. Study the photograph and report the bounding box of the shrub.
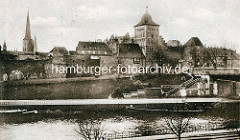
[111,89,124,98]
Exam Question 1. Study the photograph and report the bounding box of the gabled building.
[117,43,145,74]
[49,47,68,57]
[76,41,112,56]
[167,40,182,48]
[166,40,184,57]
[118,43,145,63]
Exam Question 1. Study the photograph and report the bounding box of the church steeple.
[34,35,37,53]
[3,40,7,51]
[25,11,31,39]
[23,11,34,54]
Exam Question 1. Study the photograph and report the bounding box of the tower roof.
[24,11,31,39]
[184,37,203,47]
[134,7,159,27]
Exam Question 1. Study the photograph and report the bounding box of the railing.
[162,73,201,97]
[102,123,224,139]
[193,67,240,75]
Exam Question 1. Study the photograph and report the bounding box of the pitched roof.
[167,40,182,47]
[77,41,110,51]
[24,11,31,39]
[50,47,68,55]
[184,37,203,47]
[134,11,159,27]
[118,43,144,58]
[69,51,77,55]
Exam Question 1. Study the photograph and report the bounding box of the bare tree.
[152,49,179,67]
[223,119,240,138]
[203,47,218,69]
[190,47,202,67]
[163,114,191,140]
[152,49,168,66]
[75,120,104,140]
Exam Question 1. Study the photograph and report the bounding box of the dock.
[0,98,224,106]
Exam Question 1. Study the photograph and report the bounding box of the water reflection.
[0,103,239,140]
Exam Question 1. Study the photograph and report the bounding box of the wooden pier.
[0,98,223,106]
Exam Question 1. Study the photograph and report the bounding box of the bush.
[134,74,158,82]
[111,89,124,98]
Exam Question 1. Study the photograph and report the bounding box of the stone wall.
[217,80,236,97]
[0,78,128,100]
[119,58,142,75]
[45,62,66,78]
[1,59,48,80]
[99,56,118,75]
[100,56,143,75]
[236,82,240,96]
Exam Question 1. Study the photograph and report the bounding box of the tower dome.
[141,12,152,23]
[134,9,159,27]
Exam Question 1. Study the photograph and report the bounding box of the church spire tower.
[25,11,31,39]
[3,40,7,51]
[23,11,34,54]
[34,35,37,53]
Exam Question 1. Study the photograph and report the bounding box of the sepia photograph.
[0,0,240,139]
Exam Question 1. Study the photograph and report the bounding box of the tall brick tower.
[134,7,160,59]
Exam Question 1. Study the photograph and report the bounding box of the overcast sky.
[0,0,240,52]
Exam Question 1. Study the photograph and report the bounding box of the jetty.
[0,98,229,106]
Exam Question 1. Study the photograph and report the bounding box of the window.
[104,51,107,55]
[133,58,140,64]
